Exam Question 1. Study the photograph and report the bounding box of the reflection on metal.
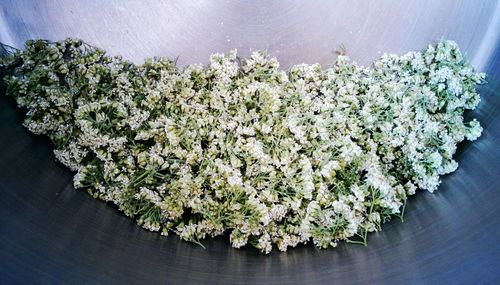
[1,0,499,69]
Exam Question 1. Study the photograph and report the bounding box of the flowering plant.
[0,39,484,253]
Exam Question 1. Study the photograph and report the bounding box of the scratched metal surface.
[0,1,499,284]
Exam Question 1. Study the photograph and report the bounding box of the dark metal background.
[1,1,499,284]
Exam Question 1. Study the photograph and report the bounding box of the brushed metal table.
[1,1,499,284]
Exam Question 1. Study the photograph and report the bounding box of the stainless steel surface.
[1,0,499,69]
[1,1,499,284]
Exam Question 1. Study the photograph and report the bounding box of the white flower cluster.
[1,39,484,253]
